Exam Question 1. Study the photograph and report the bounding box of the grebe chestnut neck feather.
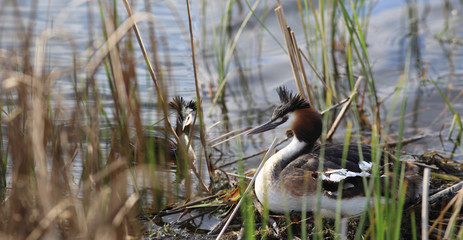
[248,86,422,217]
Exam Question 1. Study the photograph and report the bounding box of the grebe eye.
[276,116,288,123]
[184,115,193,126]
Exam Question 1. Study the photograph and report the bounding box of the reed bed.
[0,0,462,239]
[0,0,194,239]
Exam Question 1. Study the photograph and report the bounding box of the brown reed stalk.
[185,0,213,190]
[274,1,308,101]
[326,76,363,140]
[122,0,179,143]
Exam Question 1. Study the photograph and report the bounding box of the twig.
[427,182,463,236]
[150,193,225,223]
[422,168,431,240]
[326,76,363,140]
[428,180,463,203]
[112,193,140,227]
[405,160,439,170]
[340,217,348,240]
[444,189,463,239]
[386,133,436,148]
[209,127,252,145]
[151,209,185,222]
[218,150,266,169]
[26,199,74,240]
[190,162,211,192]
[215,138,279,239]
[299,49,326,88]
[320,98,349,115]
[170,192,225,212]
[217,137,290,169]
[176,208,216,227]
[222,172,253,180]
[210,127,253,148]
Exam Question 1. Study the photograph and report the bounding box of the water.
[2,0,461,159]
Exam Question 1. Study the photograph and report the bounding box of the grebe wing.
[280,144,376,198]
[280,144,421,201]
[280,154,369,198]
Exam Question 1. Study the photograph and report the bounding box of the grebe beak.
[248,116,288,135]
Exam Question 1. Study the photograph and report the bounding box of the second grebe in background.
[131,96,196,168]
[169,96,197,163]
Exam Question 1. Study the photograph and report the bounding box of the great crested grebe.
[169,96,197,162]
[132,96,196,166]
[248,87,422,217]
[170,96,210,189]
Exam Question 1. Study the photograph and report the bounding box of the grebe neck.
[178,132,196,162]
[264,137,312,181]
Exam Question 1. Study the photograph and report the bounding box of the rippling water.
[1,0,462,181]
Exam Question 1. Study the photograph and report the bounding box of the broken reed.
[0,0,204,238]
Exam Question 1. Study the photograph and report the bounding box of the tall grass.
[0,0,208,238]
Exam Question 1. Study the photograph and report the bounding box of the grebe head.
[169,96,196,135]
[248,86,322,145]
[169,96,197,162]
